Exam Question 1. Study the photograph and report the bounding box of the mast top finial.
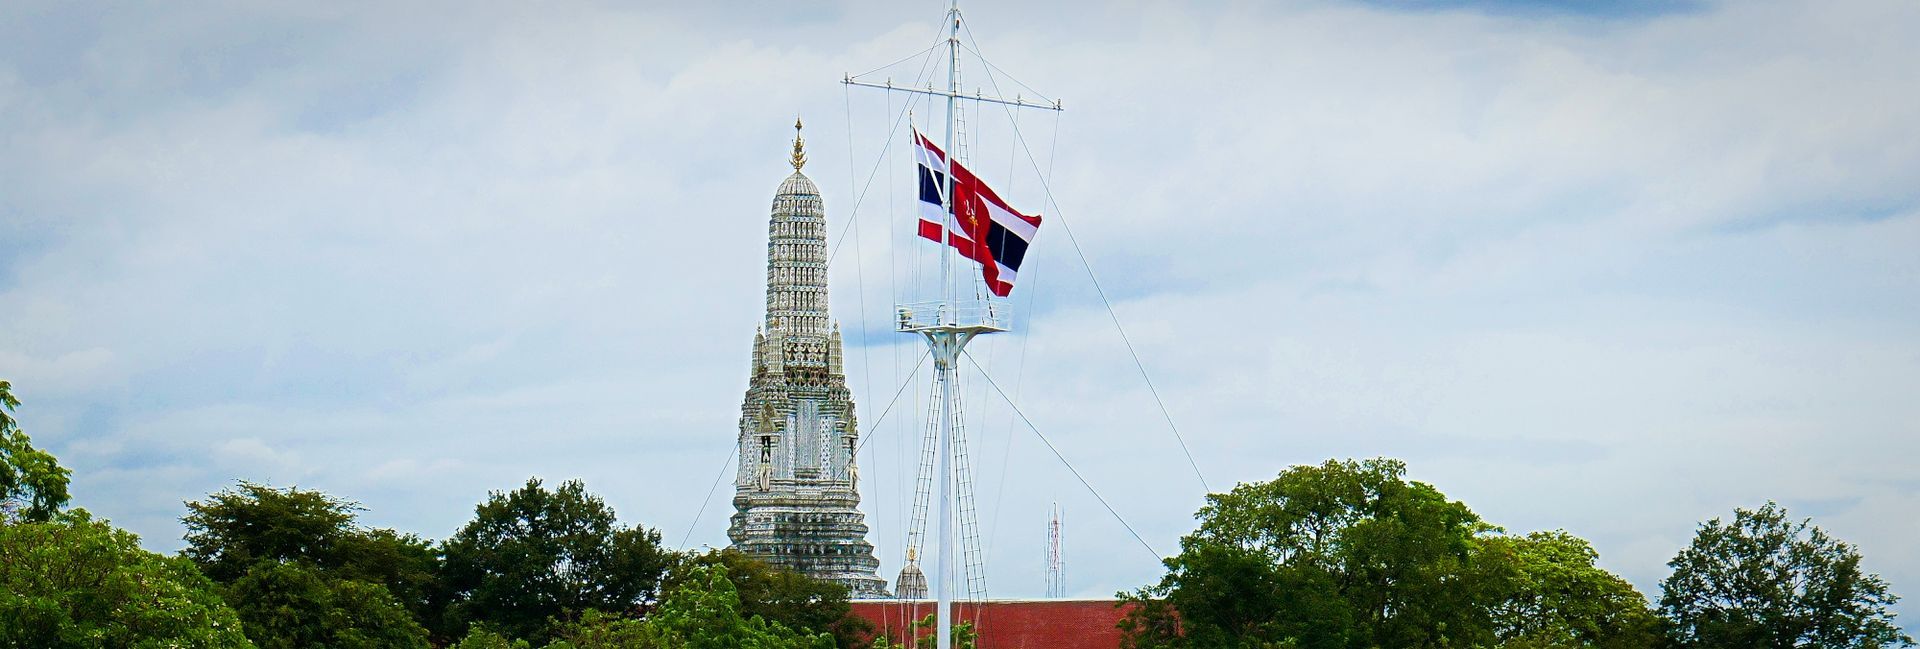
[790,117,807,171]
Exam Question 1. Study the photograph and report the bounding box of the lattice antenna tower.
[1046,503,1064,598]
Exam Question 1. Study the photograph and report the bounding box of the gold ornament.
[790,117,807,170]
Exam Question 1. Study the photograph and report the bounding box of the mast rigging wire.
[962,350,1162,561]
[954,40,1055,106]
[679,445,736,550]
[958,24,1212,494]
[824,34,946,271]
[854,347,933,457]
[842,88,873,425]
[983,107,1057,573]
[847,42,946,83]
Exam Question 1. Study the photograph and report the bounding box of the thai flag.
[912,128,1041,297]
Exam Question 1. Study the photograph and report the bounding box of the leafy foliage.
[485,565,834,649]
[335,527,442,624]
[1660,501,1913,648]
[181,481,441,646]
[0,380,72,522]
[0,510,251,648]
[454,628,535,649]
[440,477,671,644]
[1122,458,1503,649]
[1483,531,1659,648]
[183,482,362,583]
[672,548,871,647]
[625,564,835,649]
[544,609,662,649]
[867,613,975,649]
[225,560,429,649]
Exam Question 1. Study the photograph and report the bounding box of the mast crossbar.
[843,77,1062,112]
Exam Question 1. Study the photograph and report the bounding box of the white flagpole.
[937,2,961,647]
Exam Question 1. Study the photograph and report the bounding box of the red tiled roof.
[849,599,1137,649]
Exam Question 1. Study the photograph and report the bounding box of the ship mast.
[844,2,1061,647]
[937,4,959,648]
[941,0,959,316]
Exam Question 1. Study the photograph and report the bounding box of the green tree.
[673,549,872,647]
[0,510,251,648]
[541,609,654,649]
[225,560,429,649]
[1120,458,1503,649]
[182,482,360,582]
[1484,531,1658,648]
[868,614,975,649]
[530,565,833,649]
[440,477,671,643]
[335,527,441,624]
[182,483,440,601]
[627,564,834,649]
[0,380,72,522]
[181,482,442,643]
[1660,501,1913,649]
[453,628,532,649]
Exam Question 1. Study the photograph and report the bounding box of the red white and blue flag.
[913,128,1041,298]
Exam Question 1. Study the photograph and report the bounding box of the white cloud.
[0,347,118,393]
[213,437,308,479]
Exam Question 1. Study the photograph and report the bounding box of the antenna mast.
[844,3,1061,647]
[1046,503,1064,598]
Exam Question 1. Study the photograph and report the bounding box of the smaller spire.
[790,117,807,171]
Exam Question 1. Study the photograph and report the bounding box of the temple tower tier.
[727,121,888,598]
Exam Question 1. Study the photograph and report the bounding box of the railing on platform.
[895,298,1011,333]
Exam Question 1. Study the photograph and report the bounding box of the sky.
[3,0,1917,623]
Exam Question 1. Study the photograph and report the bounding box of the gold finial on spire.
[790,117,807,171]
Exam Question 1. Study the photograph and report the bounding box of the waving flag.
[913,128,1041,297]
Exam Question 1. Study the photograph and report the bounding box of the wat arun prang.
[726,121,888,598]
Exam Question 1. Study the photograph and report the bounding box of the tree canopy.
[1484,530,1659,648]
[439,477,671,644]
[1660,501,1913,649]
[565,564,834,649]
[0,380,71,522]
[1121,458,1661,649]
[1123,458,1504,648]
[672,548,871,647]
[0,511,251,648]
[225,560,429,649]
[868,613,976,649]
[181,481,438,648]
[183,482,363,583]
[451,564,832,649]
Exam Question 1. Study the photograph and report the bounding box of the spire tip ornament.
[790,117,807,171]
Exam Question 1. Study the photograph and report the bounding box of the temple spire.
[790,117,807,171]
[730,127,886,598]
